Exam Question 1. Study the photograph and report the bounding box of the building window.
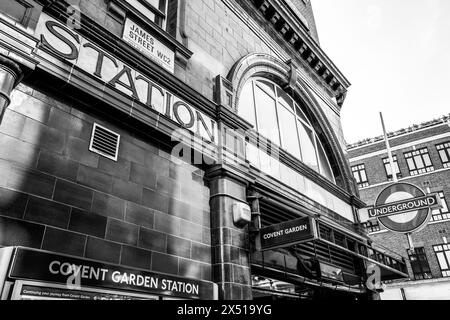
[407,247,432,280]
[404,148,434,176]
[238,78,336,182]
[144,0,167,28]
[0,0,33,27]
[364,220,381,233]
[432,192,450,222]
[351,164,369,188]
[382,155,402,181]
[437,142,450,169]
[433,244,450,278]
[124,0,168,29]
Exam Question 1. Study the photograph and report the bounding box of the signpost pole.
[407,233,415,251]
[380,112,398,183]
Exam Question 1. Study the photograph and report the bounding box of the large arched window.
[238,78,335,183]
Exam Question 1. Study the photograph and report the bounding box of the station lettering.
[36,15,216,143]
[48,259,199,295]
[262,225,308,240]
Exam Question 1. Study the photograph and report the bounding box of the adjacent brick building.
[348,115,450,300]
[0,0,406,300]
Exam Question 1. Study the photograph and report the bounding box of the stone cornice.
[241,0,350,106]
[36,0,193,62]
[268,0,350,85]
[0,54,24,85]
[35,0,216,120]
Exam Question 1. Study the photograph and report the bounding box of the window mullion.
[274,97,284,150]
[251,81,259,133]
[311,133,320,174]
[294,105,304,163]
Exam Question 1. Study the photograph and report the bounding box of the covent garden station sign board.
[368,183,441,233]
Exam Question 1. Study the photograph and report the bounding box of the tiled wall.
[0,83,212,282]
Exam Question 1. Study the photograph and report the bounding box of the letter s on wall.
[40,21,81,60]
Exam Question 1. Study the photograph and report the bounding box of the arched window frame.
[239,77,336,183]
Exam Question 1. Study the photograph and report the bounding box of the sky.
[312,0,450,144]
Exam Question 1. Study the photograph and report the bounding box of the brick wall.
[0,83,212,282]
[348,123,450,158]
[371,223,450,279]
[352,138,450,198]
[350,124,450,281]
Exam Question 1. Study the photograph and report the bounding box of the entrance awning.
[316,222,409,280]
[254,196,409,284]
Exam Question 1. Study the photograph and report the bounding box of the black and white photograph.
[0,0,449,307]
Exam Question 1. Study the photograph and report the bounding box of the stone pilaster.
[0,54,23,123]
[208,173,253,300]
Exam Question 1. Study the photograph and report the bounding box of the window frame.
[404,148,434,176]
[0,0,34,28]
[382,155,402,181]
[364,220,381,234]
[238,77,336,183]
[436,142,450,169]
[407,247,433,280]
[252,80,282,146]
[351,164,369,188]
[433,244,450,278]
[431,192,450,222]
[142,0,168,29]
[122,0,168,30]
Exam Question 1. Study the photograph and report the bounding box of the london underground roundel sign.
[368,183,438,233]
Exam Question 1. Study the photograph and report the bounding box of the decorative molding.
[105,0,127,23]
[228,53,290,112]
[214,76,234,111]
[221,0,342,116]
[234,0,350,104]
[227,53,359,200]
[32,1,217,119]
[284,59,298,94]
[0,53,25,122]
[0,54,24,86]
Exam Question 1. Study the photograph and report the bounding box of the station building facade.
[0,0,406,300]
[348,115,450,300]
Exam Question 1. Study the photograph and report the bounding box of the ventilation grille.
[89,123,120,161]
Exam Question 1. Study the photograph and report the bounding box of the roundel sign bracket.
[368,183,441,234]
